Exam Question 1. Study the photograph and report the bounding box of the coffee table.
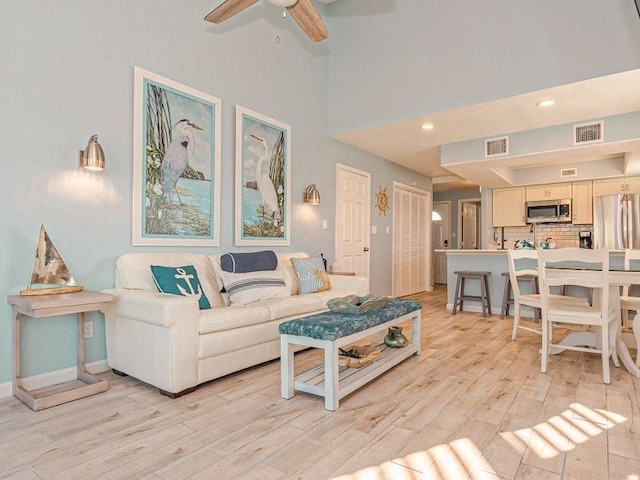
[279,298,422,411]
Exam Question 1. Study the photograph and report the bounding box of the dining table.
[545,267,640,378]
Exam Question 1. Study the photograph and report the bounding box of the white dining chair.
[538,248,618,384]
[507,249,587,341]
[620,249,640,367]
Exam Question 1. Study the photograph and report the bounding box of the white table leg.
[616,311,640,377]
[280,335,295,399]
[634,313,640,368]
[324,341,339,411]
[412,312,422,355]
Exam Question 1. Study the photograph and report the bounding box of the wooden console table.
[7,290,112,411]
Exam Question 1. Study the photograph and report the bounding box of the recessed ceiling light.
[421,123,434,130]
[536,99,555,107]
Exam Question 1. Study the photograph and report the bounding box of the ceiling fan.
[205,0,329,43]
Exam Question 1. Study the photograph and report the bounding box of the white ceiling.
[333,68,640,192]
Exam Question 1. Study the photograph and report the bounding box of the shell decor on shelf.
[327,294,388,315]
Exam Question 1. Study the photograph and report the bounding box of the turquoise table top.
[279,298,422,341]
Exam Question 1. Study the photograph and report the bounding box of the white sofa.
[102,252,369,397]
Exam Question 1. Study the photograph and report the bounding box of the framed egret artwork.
[132,67,222,246]
[235,105,291,246]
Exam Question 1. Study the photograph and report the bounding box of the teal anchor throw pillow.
[150,265,211,310]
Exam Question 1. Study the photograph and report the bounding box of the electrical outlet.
[84,321,94,338]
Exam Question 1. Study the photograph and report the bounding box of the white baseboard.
[0,359,109,400]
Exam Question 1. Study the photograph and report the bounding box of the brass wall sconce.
[303,184,320,204]
[78,134,105,171]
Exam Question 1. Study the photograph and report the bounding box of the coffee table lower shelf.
[294,342,418,400]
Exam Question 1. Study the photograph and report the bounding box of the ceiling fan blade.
[286,0,329,42]
[204,0,259,23]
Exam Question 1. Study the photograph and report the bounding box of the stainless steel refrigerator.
[593,193,640,249]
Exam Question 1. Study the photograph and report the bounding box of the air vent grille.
[560,168,577,178]
[574,121,603,145]
[485,136,508,157]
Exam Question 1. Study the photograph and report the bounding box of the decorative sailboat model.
[20,225,83,296]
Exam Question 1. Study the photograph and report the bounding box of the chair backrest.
[507,249,538,299]
[623,249,640,297]
[538,247,610,316]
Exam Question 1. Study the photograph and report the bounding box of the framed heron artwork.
[132,67,221,246]
[235,105,291,246]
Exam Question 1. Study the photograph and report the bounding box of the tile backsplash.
[493,224,593,249]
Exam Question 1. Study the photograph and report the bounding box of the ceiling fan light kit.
[267,0,297,6]
[205,0,329,42]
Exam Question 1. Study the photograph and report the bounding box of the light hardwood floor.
[1,286,638,479]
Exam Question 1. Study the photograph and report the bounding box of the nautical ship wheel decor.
[375,186,390,215]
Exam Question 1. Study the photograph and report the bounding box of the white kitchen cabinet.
[525,182,572,201]
[571,180,593,224]
[492,187,525,227]
[592,176,640,196]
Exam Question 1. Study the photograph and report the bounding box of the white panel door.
[336,164,370,278]
[462,202,478,249]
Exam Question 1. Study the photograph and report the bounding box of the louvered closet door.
[393,184,428,297]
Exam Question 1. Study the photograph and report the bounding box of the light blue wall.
[0,1,430,383]
[327,0,640,135]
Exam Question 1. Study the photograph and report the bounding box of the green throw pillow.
[150,265,211,310]
[291,256,331,294]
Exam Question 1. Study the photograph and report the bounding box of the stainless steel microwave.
[525,199,571,223]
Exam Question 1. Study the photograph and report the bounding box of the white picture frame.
[235,105,291,246]
[132,67,222,246]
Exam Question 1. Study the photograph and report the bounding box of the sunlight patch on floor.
[501,403,626,459]
[330,403,627,479]
[330,438,497,480]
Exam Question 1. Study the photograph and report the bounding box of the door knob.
[364,247,370,252]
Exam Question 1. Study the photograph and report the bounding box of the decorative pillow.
[220,250,278,273]
[291,256,331,294]
[217,268,289,305]
[150,265,211,310]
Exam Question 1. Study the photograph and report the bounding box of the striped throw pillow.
[217,268,289,305]
[291,256,331,294]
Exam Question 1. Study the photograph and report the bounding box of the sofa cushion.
[199,321,279,358]
[150,265,211,310]
[220,250,278,273]
[199,304,271,334]
[262,294,325,320]
[217,268,290,305]
[291,255,331,294]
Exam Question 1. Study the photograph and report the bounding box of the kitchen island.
[441,249,625,316]
[441,250,508,315]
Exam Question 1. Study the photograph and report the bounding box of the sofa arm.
[101,288,199,394]
[327,274,370,296]
[101,288,199,328]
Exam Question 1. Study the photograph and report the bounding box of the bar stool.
[452,270,491,317]
[500,271,540,321]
